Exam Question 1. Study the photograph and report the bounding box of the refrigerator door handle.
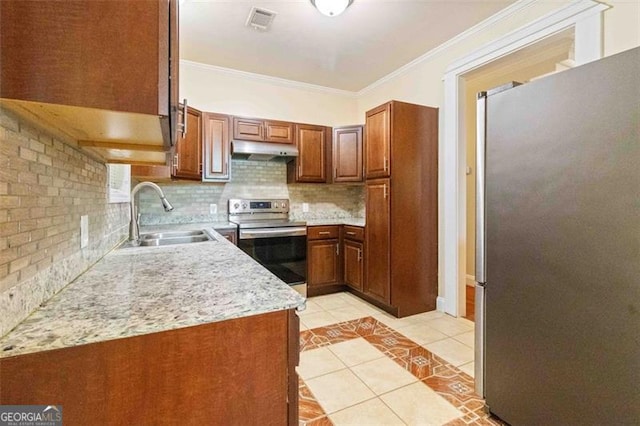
[475,91,488,398]
[476,92,487,284]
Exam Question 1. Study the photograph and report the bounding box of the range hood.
[231,140,298,161]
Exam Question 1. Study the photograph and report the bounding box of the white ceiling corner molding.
[440,0,608,317]
[356,0,539,96]
[445,0,610,76]
[180,59,358,98]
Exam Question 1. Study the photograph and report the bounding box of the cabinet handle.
[180,98,188,137]
[318,231,330,235]
[334,167,338,179]
[383,155,388,171]
[383,183,387,199]
[336,244,340,256]
[173,154,179,172]
[358,248,362,262]
[346,231,356,236]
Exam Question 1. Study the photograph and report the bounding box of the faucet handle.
[137,212,141,224]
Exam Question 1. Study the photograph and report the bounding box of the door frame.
[440,0,608,317]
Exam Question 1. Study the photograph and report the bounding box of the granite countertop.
[0,224,305,359]
[305,218,365,227]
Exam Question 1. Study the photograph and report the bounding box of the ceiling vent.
[246,7,277,32]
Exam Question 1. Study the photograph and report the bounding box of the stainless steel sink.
[140,230,206,240]
[119,229,216,248]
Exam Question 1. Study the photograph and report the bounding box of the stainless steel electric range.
[228,199,307,296]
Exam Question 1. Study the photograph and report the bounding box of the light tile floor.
[297,292,490,426]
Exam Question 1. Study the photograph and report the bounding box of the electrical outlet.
[209,204,217,215]
[80,215,89,248]
[302,203,309,213]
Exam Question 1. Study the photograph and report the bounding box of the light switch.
[80,215,89,248]
[209,204,217,215]
[302,203,309,213]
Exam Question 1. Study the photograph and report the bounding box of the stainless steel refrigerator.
[475,47,639,425]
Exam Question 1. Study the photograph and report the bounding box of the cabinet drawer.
[343,226,364,241]
[307,225,340,240]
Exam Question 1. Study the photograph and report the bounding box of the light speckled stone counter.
[306,218,365,227]
[0,226,305,359]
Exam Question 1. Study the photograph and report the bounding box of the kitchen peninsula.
[0,228,304,425]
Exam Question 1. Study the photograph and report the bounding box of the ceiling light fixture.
[310,0,353,17]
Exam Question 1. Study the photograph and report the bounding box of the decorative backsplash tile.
[0,108,129,336]
[138,160,364,225]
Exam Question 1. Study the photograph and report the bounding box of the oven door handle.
[239,227,307,239]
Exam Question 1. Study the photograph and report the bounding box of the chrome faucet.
[129,182,174,243]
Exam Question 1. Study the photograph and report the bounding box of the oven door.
[238,227,307,289]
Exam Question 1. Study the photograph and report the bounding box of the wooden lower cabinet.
[365,179,391,304]
[307,226,341,294]
[0,310,299,425]
[307,239,340,288]
[215,228,237,245]
[343,239,363,291]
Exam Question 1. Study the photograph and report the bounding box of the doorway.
[462,29,576,321]
[440,0,607,318]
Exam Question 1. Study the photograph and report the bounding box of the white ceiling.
[180,0,517,92]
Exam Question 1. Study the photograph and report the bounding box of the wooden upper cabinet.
[365,179,391,304]
[0,0,180,153]
[173,107,202,180]
[365,103,391,179]
[333,125,363,183]
[233,118,264,142]
[233,117,294,144]
[265,121,294,144]
[288,124,328,183]
[202,113,231,181]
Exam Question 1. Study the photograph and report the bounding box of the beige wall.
[180,62,359,127]
[603,0,640,56]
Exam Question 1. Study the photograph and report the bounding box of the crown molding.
[180,60,358,98]
[356,0,539,96]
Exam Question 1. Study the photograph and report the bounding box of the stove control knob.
[281,202,287,208]
[233,203,240,210]
[242,203,247,209]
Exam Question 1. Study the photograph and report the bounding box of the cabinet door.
[343,239,363,291]
[308,239,340,287]
[0,0,173,116]
[295,124,327,182]
[202,112,231,181]
[365,103,391,179]
[365,179,391,303]
[173,106,202,180]
[333,126,363,183]
[265,120,294,144]
[233,117,264,141]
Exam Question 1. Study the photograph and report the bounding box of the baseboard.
[466,274,476,287]
[436,296,445,312]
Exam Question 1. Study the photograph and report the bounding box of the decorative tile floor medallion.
[299,316,504,426]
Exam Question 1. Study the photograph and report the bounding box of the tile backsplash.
[0,108,129,336]
[138,160,364,225]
